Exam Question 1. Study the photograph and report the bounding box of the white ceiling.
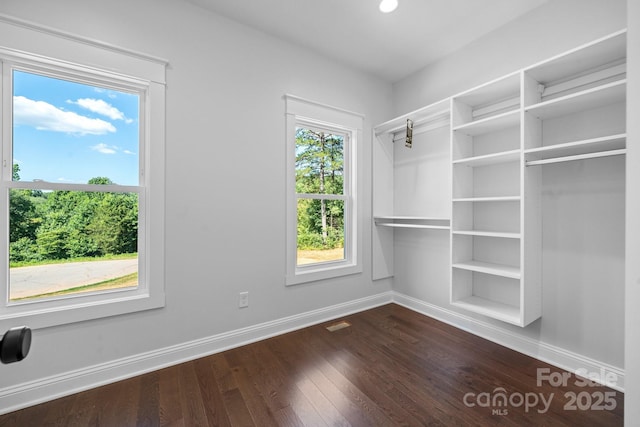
[187,0,548,83]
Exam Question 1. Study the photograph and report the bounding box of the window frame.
[285,94,363,285]
[0,17,166,330]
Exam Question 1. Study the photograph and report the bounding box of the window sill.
[0,289,165,330]
[286,263,362,286]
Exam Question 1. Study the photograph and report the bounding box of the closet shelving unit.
[373,29,626,326]
[450,71,527,325]
[523,30,627,167]
[517,29,626,327]
[372,99,451,280]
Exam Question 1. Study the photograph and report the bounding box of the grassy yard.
[297,247,345,265]
[12,272,138,301]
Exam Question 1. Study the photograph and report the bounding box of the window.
[285,95,363,285]
[0,18,166,329]
[295,126,347,266]
[8,69,140,302]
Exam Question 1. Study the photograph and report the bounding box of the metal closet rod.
[391,118,450,144]
[379,108,450,135]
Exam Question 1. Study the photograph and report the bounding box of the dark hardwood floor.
[0,304,624,426]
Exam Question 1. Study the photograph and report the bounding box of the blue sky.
[12,70,139,186]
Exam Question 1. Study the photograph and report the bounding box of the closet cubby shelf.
[452,261,521,279]
[452,109,520,136]
[453,71,521,110]
[524,29,626,85]
[453,149,520,167]
[526,149,625,166]
[452,230,521,239]
[525,79,626,120]
[451,297,520,325]
[524,134,626,165]
[453,196,521,203]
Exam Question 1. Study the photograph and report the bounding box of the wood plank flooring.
[0,304,624,426]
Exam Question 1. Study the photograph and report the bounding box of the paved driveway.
[10,259,138,299]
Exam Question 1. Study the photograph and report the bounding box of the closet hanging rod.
[391,119,449,143]
[375,107,449,136]
[525,148,626,166]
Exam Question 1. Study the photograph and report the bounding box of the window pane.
[9,189,138,301]
[12,70,140,186]
[295,127,344,195]
[296,198,345,266]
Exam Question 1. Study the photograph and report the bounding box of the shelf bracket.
[405,119,413,148]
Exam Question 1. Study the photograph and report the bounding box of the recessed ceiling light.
[379,0,398,13]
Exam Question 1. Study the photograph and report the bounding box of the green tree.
[88,192,138,255]
[12,163,20,181]
[10,190,39,242]
[9,164,40,243]
[295,128,345,249]
[34,177,138,260]
[88,177,113,185]
[9,237,41,263]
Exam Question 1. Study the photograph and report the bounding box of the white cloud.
[70,98,131,123]
[123,149,136,155]
[13,96,116,135]
[93,88,117,99]
[91,143,117,154]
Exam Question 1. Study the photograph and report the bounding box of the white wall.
[391,0,627,376]
[0,0,393,408]
[0,0,635,418]
[394,0,627,114]
[625,0,639,422]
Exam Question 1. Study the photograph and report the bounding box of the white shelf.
[376,223,450,230]
[374,99,450,136]
[526,148,626,166]
[525,30,626,85]
[374,216,450,230]
[452,109,520,136]
[525,134,626,161]
[453,149,521,167]
[451,296,521,325]
[374,216,447,221]
[452,230,521,239]
[452,261,521,279]
[525,79,626,120]
[453,196,521,203]
[454,71,521,108]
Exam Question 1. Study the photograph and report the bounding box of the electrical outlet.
[238,291,249,308]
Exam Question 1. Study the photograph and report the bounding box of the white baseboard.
[0,291,394,415]
[392,291,625,392]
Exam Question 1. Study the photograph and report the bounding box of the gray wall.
[0,0,393,391]
[0,0,637,422]
[625,0,640,422]
[394,0,627,114]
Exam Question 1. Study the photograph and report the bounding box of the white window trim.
[285,94,363,286]
[0,16,166,330]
